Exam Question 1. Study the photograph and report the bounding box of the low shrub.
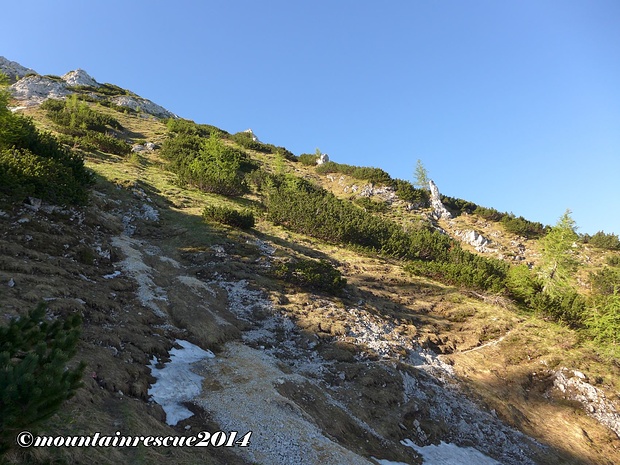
[354,197,389,213]
[393,178,429,206]
[583,231,620,250]
[166,118,228,138]
[0,89,91,204]
[298,153,319,165]
[231,131,296,160]
[0,148,88,204]
[202,205,255,229]
[605,255,620,267]
[315,161,392,185]
[265,174,508,291]
[41,96,124,134]
[500,214,547,238]
[272,258,346,293]
[162,132,255,196]
[79,132,131,155]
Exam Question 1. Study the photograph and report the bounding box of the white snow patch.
[148,339,215,426]
[401,439,502,465]
[102,270,121,279]
[372,459,411,465]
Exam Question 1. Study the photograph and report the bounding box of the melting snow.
[148,339,215,426]
[401,439,502,465]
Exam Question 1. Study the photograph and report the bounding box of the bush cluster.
[69,83,131,97]
[272,258,346,293]
[587,290,620,357]
[589,267,620,296]
[392,178,429,206]
[231,131,296,161]
[298,153,318,165]
[473,206,547,238]
[202,205,255,229]
[606,255,620,267]
[41,96,123,134]
[265,174,508,291]
[161,130,257,197]
[315,161,392,185]
[166,118,228,138]
[504,264,585,326]
[0,88,91,203]
[354,196,389,213]
[582,231,620,250]
[40,96,131,156]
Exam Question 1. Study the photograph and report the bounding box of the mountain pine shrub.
[203,205,255,229]
[583,231,620,250]
[41,96,123,134]
[272,259,346,293]
[0,304,84,453]
[162,131,255,197]
[0,83,91,203]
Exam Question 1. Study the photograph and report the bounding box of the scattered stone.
[8,278,15,288]
[360,184,374,197]
[132,142,158,153]
[211,245,227,258]
[552,368,620,438]
[456,229,492,252]
[24,197,42,212]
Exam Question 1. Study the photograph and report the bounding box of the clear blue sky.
[2,0,619,235]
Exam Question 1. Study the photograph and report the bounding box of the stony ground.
[1,102,619,464]
[2,163,619,465]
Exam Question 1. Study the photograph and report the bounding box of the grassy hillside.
[1,81,619,464]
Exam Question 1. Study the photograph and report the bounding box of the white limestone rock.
[9,75,71,105]
[457,230,492,252]
[0,56,37,82]
[62,69,100,87]
[111,95,176,119]
[243,129,259,142]
[429,180,453,220]
[316,153,330,165]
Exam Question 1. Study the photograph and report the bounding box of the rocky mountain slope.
[1,57,619,465]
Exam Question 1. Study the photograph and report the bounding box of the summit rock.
[62,69,100,87]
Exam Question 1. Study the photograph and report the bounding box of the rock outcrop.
[62,68,100,87]
[0,56,36,82]
[551,368,620,438]
[110,95,176,119]
[9,75,71,105]
[316,153,329,165]
[5,57,176,119]
[456,229,493,252]
[429,179,453,220]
